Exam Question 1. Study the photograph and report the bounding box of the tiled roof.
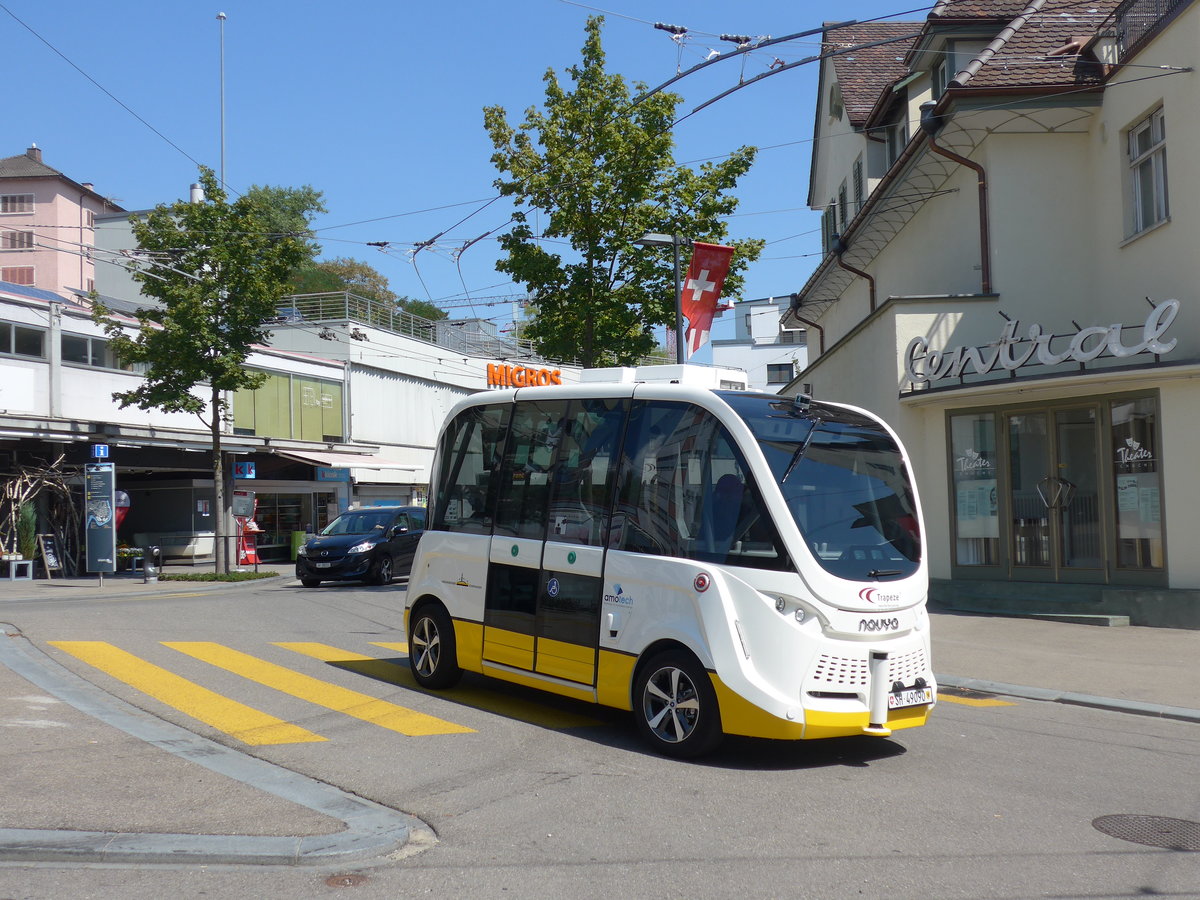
[0,150,61,179]
[826,23,921,125]
[930,0,1032,20]
[953,0,1120,89]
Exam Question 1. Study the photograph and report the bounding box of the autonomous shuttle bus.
[404,366,935,757]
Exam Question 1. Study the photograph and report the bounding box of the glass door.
[1006,406,1104,579]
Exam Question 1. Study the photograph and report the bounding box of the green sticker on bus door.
[511,544,519,557]
[567,551,577,565]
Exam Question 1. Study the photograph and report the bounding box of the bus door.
[484,397,627,685]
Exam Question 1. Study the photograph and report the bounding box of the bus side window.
[547,398,627,546]
[432,404,509,534]
[495,399,569,541]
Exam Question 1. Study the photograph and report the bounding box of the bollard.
[143,546,159,584]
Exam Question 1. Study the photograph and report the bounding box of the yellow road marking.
[938,693,1016,708]
[49,641,325,746]
[164,641,473,736]
[282,641,602,730]
[371,641,408,654]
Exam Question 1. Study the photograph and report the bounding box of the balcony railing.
[275,291,565,364]
[1114,0,1191,58]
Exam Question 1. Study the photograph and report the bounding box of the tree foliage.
[97,167,311,414]
[484,16,762,367]
[288,257,448,321]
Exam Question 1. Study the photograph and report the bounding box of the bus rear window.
[726,395,921,580]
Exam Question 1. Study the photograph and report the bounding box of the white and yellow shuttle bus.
[404,366,935,757]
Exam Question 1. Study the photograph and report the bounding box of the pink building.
[0,146,124,298]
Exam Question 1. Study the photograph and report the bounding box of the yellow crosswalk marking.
[164,641,474,736]
[49,641,326,746]
[282,642,602,730]
[371,641,408,654]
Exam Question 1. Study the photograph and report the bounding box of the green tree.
[95,166,311,572]
[288,257,448,320]
[243,183,327,260]
[484,16,762,367]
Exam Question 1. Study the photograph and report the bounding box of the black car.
[296,506,425,587]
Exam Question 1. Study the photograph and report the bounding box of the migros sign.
[487,363,562,388]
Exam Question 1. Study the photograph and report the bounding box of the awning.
[276,449,423,472]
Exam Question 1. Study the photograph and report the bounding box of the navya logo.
[603,583,633,606]
[859,588,902,606]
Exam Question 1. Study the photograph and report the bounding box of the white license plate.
[888,687,934,709]
[315,562,333,568]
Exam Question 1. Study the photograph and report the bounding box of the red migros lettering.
[486,363,563,389]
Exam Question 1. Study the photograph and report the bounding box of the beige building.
[784,0,1199,627]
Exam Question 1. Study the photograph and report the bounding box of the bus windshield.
[723,393,921,580]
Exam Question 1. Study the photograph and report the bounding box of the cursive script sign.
[905,300,1179,385]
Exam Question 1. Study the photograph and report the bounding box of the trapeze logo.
[859,588,902,606]
[603,583,633,606]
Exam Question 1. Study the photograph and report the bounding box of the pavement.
[0,567,1197,868]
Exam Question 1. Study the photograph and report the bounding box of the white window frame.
[0,194,34,215]
[1127,108,1168,236]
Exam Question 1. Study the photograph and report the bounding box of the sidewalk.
[0,562,288,603]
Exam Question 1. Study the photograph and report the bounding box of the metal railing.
[276,291,571,365]
[1114,0,1191,58]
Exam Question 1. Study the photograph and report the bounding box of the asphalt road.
[1,578,1198,899]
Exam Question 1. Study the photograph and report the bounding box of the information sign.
[85,463,117,573]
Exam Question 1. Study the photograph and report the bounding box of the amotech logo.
[487,363,562,388]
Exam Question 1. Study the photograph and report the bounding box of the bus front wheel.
[408,604,462,689]
[634,650,722,758]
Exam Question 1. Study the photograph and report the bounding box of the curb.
[0,573,290,604]
[937,674,1200,724]
[0,624,428,866]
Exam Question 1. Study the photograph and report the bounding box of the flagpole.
[672,234,685,364]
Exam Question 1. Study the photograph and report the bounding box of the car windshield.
[320,511,392,536]
[722,393,921,580]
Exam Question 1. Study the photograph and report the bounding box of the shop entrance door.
[1007,406,1104,580]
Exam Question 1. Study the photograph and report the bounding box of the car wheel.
[633,650,723,758]
[409,604,462,689]
[373,554,394,585]
[301,578,321,588]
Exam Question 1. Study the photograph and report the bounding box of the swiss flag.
[681,242,734,356]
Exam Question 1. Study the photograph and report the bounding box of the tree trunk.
[211,385,227,574]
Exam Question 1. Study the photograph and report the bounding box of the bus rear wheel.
[408,604,462,689]
[634,650,722,758]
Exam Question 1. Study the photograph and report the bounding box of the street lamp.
[634,232,691,364]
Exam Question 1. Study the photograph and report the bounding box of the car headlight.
[296,544,308,557]
[347,541,374,554]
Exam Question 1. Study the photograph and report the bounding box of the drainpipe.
[787,294,825,355]
[831,233,877,312]
[919,101,992,295]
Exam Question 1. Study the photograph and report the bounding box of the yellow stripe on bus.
[48,641,326,746]
[280,641,601,730]
[163,642,473,737]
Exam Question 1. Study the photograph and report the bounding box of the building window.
[852,156,864,214]
[85,209,95,229]
[886,121,907,168]
[0,321,46,358]
[932,59,948,96]
[837,181,848,231]
[0,230,35,251]
[1111,397,1163,569]
[0,194,34,214]
[820,203,836,255]
[61,333,123,369]
[1,266,34,285]
[1128,108,1168,235]
[766,363,793,384]
[950,413,1000,566]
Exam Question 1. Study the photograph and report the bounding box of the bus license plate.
[888,687,933,709]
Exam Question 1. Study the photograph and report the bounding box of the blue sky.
[5,0,915,343]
